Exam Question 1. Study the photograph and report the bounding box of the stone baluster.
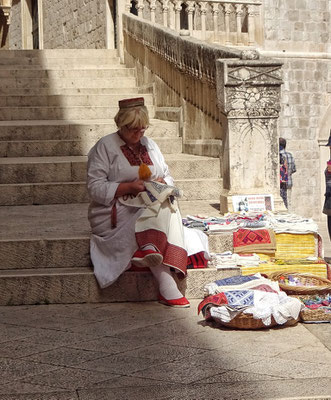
[162,0,170,27]
[211,3,219,34]
[169,1,176,29]
[136,0,144,17]
[235,3,243,45]
[199,2,208,40]
[174,0,182,31]
[150,0,157,23]
[247,4,256,46]
[125,0,132,12]
[223,3,232,45]
[186,1,195,33]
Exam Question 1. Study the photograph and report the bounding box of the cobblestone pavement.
[0,300,330,400]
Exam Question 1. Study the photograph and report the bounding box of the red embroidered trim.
[120,144,153,166]
[136,229,187,275]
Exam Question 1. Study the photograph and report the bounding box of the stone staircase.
[0,49,236,306]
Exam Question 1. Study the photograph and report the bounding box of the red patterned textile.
[198,293,228,315]
[233,228,276,254]
[187,251,208,269]
[120,144,153,166]
[136,229,187,275]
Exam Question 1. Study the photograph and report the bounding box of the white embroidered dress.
[87,131,209,289]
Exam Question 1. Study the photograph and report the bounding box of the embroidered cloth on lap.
[233,229,277,254]
[119,181,188,274]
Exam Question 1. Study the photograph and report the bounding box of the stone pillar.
[216,55,285,213]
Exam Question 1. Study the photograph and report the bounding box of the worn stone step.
[0,154,220,183]
[0,177,221,205]
[0,93,153,107]
[0,105,155,121]
[0,265,239,306]
[0,77,137,90]
[0,119,178,141]
[0,137,182,157]
[0,202,227,269]
[0,68,136,79]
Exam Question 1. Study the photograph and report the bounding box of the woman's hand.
[154,177,166,184]
[115,180,145,198]
[130,180,146,195]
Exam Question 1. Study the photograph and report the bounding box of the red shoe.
[131,249,163,268]
[158,294,190,308]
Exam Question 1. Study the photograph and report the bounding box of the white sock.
[149,264,183,300]
[141,244,157,252]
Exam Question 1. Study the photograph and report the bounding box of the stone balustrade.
[123,12,283,212]
[125,0,263,46]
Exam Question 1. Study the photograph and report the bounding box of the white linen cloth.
[87,131,209,288]
[209,291,303,326]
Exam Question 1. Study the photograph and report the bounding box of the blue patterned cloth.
[214,275,259,287]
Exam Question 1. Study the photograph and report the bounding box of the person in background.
[279,137,296,210]
[87,97,209,308]
[323,132,331,240]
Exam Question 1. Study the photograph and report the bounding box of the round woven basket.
[268,271,331,295]
[216,313,298,330]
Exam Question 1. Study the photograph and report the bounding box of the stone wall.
[264,0,330,53]
[262,0,331,220]
[42,0,106,49]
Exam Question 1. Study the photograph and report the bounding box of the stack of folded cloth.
[209,252,260,270]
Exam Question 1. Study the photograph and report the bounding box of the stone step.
[0,68,136,79]
[0,63,124,70]
[0,178,221,205]
[0,137,183,157]
[0,266,238,306]
[0,119,179,141]
[0,87,140,96]
[0,154,220,184]
[0,49,119,64]
[0,202,228,270]
[0,105,155,121]
[0,77,137,90]
[0,93,153,107]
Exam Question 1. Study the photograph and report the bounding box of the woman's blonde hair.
[114,106,149,129]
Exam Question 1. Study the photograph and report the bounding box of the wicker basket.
[300,308,331,322]
[268,271,331,295]
[215,313,298,330]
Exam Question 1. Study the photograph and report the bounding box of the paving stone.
[130,349,265,384]
[20,367,121,390]
[120,343,205,362]
[234,356,331,379]
[22,347,107,368]
[0,382,70,395]
[73,353,165,375]
[0,392,78,400]
[0,357,59,385]
[0,339,60,359]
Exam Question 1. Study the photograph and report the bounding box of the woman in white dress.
[87,97,209,308]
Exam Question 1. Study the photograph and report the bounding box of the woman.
[87,97,209,308]
[323,132,331,240]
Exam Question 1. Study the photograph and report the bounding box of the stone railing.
[123,12,284,212]
[125,0,263,46]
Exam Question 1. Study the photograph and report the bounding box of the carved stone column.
[216,56,285,213]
